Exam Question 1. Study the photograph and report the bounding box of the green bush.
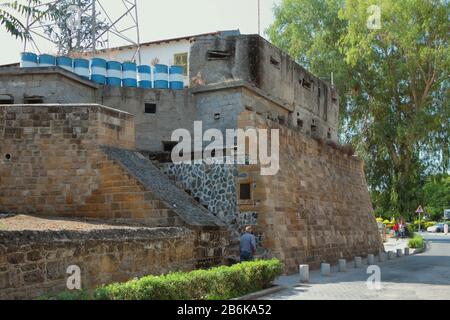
[49,259,283,301]
[406,224,416,238]
[408,235,424,249]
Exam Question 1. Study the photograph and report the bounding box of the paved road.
[260,233,450,300]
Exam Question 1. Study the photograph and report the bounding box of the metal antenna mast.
[22,0,142,62]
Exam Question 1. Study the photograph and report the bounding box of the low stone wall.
[0,226,226,300]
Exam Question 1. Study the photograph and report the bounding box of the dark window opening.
[297,119,304,129]
[278,115,285,125]
[302,79,312,90]
[4,154,11,161]
[270,56,280,69]
[239,183,251,200]
[0,94,14,105]
[214,113,221,120]
[327,132,332,139]
[332,97,338,104]
[145,103,157,114]
[162,141,178,153]
[207,50,231,60]
[318,87,321,98]
[24,96,44,104]
[311,125,318,135]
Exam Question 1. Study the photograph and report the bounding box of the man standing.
[240,226,257,262]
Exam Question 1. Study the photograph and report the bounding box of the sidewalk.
[272,239,410,288]
[383,236,409,253]
[256,235,450,300]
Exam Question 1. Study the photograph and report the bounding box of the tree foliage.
[0,0,47,40]
[43,0,108,54]
[268,0,449,219]
[422,174,450,221]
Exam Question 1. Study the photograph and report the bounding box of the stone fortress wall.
[0,33,383,296]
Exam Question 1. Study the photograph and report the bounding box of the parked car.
[427,223,449,233]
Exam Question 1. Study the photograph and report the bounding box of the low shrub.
[49,259,283,301]
[424,221,437,229]
[406,224,415,238]
[408,235,424,249]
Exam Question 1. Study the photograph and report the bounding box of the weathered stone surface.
[234,111,383,272]
[0,226,227,300]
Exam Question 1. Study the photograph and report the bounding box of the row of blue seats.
[20,52,184,89]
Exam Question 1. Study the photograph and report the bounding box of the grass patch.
[46,259,283,300]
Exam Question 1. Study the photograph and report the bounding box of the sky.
[0,0,280,65]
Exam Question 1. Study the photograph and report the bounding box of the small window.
[174,52,188,76]
[327,132,332,139]
[162,141,178,152]
[24,96,44,104]
[270,56,280,69]
[239,183,251,200]
[0,94,14,105]
[214,113,221,120]
[297,119,304,129]
[302,79,312,90]
[311,125,318,135]
[318,87,321,98]
[332,97,338,104]
[207,50,231,60]
[145,103,157,114]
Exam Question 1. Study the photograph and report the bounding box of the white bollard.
[444,224,448,235]
[354,257,362,268]
[338,259,347,272]
[321,263,331,276]
[397,249,403,257]
[367,254,375,265]
[388,251,396,260]
[404,247,410,256]
[299,265,309,283]
[379,252,386,262]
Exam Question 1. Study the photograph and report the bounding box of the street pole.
[418,212,421,232]
[257,0,261,35]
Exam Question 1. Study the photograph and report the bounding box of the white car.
[427,223,447,233]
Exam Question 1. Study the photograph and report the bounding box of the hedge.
[48,259,283,300]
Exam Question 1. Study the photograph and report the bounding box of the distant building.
[71,30,241,86]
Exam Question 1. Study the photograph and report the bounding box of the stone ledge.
[0,66,99,89]
[0,227,191,245]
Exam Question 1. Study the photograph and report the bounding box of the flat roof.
[75,30,241,56]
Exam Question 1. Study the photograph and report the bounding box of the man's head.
[245,226,253,233]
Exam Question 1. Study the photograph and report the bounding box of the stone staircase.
[100,145,226,228]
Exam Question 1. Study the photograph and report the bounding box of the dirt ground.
[0,214,144,232]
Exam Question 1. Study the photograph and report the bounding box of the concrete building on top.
[1,32,339,152]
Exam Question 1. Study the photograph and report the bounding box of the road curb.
[232,285,287,300]
[411,241,427,255]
